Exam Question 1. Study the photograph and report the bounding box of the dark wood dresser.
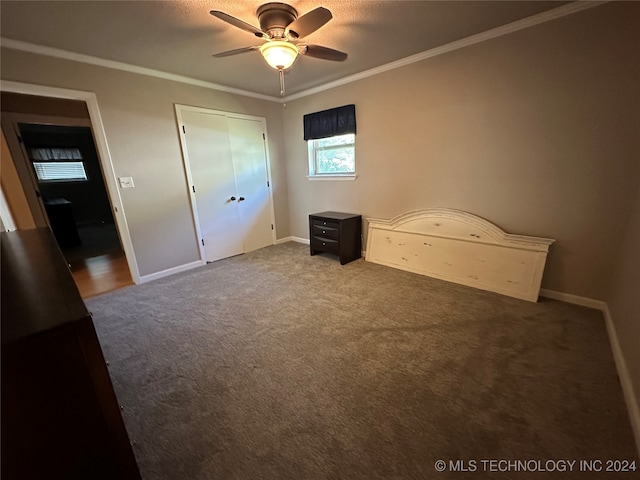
[309,211,362,265]
[1,228,141,480]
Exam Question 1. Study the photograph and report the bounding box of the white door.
[181,110,243,262]
[227,116,273,253]
[180,108,274,263]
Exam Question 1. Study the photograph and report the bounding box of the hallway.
[69,249,133,298]
[58,220,133,298]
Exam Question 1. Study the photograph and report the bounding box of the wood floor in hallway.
[69,249,133,299]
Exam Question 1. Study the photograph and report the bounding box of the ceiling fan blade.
[210,10,266,38]
[301,45,348,62]
[212,46,260,58]
[286,7,332,39]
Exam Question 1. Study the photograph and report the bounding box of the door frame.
[0,185,17,232]
[174,104,277,263]
[1,113,94,228]
[0,80,141,283]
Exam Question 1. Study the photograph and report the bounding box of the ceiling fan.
[209,2,348,95]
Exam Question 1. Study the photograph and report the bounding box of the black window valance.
[303,104,356,141]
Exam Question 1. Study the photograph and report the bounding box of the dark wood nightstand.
[309,211,362,265]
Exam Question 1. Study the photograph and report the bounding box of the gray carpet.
[88,242,638,480]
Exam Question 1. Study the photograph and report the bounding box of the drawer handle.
[322,242,326,246]
[322,230,326,234]
[323,221,326,225]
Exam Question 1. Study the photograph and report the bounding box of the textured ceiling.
[1,1,570,98]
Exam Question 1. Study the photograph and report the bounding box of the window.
[308,133,355,177]
[303,104,356,180]
[30,147,88,182]
[33,162,88,182]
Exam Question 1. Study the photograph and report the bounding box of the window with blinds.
[30,147,88,182]
[33,162,88,182]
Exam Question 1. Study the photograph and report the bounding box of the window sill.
[307,174,357,182]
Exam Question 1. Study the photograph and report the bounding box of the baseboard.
[602,304,640,459]
[290,236,310,245]
[139,260,203,284]
[540,289,640,457]
[275,236,309,245]
[539,288,606,310]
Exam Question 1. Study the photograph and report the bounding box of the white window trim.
[306,174,357,181]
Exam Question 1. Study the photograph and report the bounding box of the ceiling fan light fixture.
[259,40,298,70]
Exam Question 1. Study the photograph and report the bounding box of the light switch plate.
[118,176,135,188]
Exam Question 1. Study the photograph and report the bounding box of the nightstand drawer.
[311,218,339,229]
[312,224,339,240]
[311,236,339,254]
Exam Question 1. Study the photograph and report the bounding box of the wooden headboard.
[365,209,554,302]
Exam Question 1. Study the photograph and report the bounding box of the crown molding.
[284,0,608,101]
[1,1,607,104]
[0,37,281,103]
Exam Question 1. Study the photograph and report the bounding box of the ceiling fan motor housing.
[210,2,347,67]
[257,3,298,38]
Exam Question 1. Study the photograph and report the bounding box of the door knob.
[229,196,236,201]
[238,197,245,202]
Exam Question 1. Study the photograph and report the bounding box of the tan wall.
[282,2,640,299]
[0,49,289,277]
[1,129,36,230]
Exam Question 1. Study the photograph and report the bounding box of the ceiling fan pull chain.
[279,68,286,97]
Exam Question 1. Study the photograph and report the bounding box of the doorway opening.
[12,121,133,297]
[1,85,139,293]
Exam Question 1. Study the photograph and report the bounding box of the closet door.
[227,116,273,253]
[181,110,243,262]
